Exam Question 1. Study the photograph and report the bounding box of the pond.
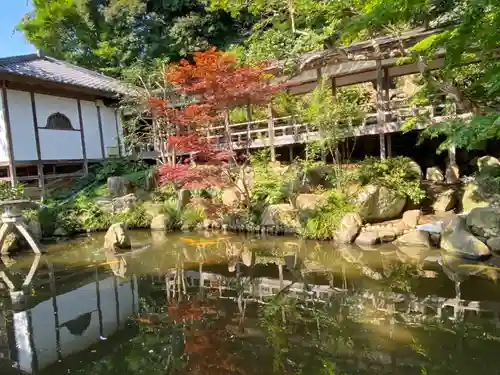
[1,231,500,375]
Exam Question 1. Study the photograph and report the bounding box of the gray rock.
[295,194,327,211]
[53,227,68,237]
[477,156,500,173]
[466,207,500,239]
[486,237,500,253]
[441,216,491,260]
[261,204,300,233]
[150,214,168,231]
[394,230,431,248]
[222,188,242,207]
[445,165,460,184]
[104,222,131,250]
[112,193,137,213]
[378,229,396,243]
[461,183,488,213]
[355,231,380,246]
[402,210,421,228]
[426,167,444,182]
[337,213,362,244]
[409,160,423,179]
[107,176,133,197]
[354,185,407,222]
[433,189,457,213]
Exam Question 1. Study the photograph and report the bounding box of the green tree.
[18,0,251,78]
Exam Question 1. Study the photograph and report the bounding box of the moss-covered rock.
[354,185,406,222]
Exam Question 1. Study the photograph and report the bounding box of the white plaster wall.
[35,94,80,130]
[35,93,83,160]
[100,106,119,157]
[7,90,38,161]
[81,100,103,159]
[0,91,9,162]
[13,275,138,372]
[38,129,83,160]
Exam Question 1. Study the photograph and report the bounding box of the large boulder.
[261,204,300,233]
[394,230,431,248]
[409,160,423,179]
[426,167,444,182]
[354,185,406,222]
[112,193,137,213]
[477,156,500,173]
[295,194,327,211]
[107,177,133,197]
[336,213,362,244]
[432,188,457,213]
[486,237,500,253]
[222,187,242,207]
[440,216,491,260]
[355,231,379,246]
[466,207,500,239]
[461,183,488,212]
[104,222,131,250]
[445,165,460,184]
[150,214,169,231]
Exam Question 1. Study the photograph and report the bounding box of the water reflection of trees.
[41,236,500,375]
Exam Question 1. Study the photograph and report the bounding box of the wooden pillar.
[386,134,392,157]
[30,92,45,194]
[1,83,16,187]
[96,102,106,159]
[288,145,294,162]
[223,109,232,147]
[267,103,276,162]
[113,109,123,157]
[376,59,386,159]
[77,100,89,175]
[245,103,252,122]
[331,77,337,99]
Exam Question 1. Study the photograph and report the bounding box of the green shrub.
[357,156,426,204]
[114,205,152,229]
[160,199,181,230]
[301,190,355,240]
[180,204,206,229]
[95,159,148,182]
[0,181,25,200]
[250,149,292,205]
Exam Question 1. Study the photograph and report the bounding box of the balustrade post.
[224,110,231,147]
[267,103,276,162]
[376,59,386,159]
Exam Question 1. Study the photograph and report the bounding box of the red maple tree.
[150,47,280,193]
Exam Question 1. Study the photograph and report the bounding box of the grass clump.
[301,190,355,240]
[357,156,426,204]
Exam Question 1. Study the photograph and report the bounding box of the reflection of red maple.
[168,300,246,375]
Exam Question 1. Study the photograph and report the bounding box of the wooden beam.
[77,100,89,174]
[113,109,122,157]
[96,105,106,158]
[376,60,386,159]
[268,103,276,162]
[1,84,16,186]
[30,92,45,193]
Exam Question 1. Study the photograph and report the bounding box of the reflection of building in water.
[160,268,500,327]
[0,259,139,374]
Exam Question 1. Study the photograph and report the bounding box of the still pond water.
[1,231,500,375]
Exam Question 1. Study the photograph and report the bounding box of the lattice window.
[46,112,73,130]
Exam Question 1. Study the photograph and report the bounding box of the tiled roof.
[0,53,136,97]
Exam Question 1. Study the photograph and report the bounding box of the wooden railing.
[131,101,468,159]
